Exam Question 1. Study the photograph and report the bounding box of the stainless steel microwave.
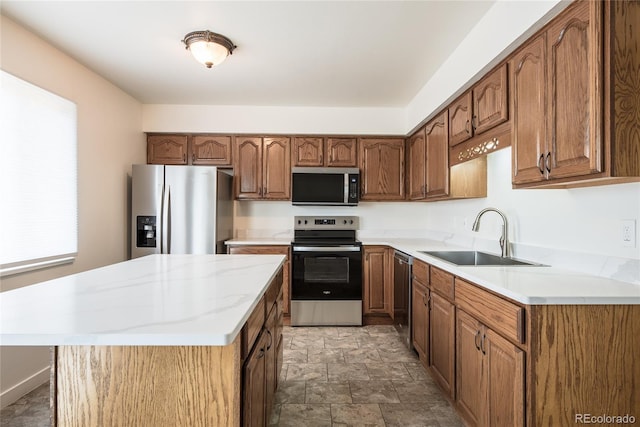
[291,167,359,206]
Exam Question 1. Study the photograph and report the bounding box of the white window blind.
[0,70,78,277]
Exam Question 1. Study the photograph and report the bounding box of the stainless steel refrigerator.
[130,164,233,259]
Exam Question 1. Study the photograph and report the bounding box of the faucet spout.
[471,207,510,258]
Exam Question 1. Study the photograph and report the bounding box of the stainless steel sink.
[419,251,544,266]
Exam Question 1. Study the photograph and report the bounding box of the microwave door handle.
[344,173,349,204]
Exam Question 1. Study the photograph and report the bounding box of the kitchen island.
[0,254,286,426]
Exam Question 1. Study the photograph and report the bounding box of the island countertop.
[0,254,286,346]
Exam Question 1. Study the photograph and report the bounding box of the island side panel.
[529,305,640,425]
[52,338,241,427]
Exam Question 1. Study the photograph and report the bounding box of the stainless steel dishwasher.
[393,250,413,350]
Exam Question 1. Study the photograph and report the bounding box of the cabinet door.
[191,135,232,166]
[448,92,473,146]
[425,111,449,199]
[243,331,268,427]
[264,306,278,421]
[359,138,405,200]
[473,64,509,135]
[456,310,484,427]
[484,328,525,427]
[263,137,291,200]
[363,246,388,314]
[293,137,323,167]
[407,129,426,200]
[546,0,602,180]
[147,135,188,165]
[430,292,456,399]
[235,137,263,199]
[325,138,357,167]
[511,35,547,185]
[411,278,429,363]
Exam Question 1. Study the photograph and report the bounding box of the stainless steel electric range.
[290,216,362,326]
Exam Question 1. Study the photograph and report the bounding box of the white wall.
[0,15,146,408]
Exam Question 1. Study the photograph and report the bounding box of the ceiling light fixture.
[182,30,236,68]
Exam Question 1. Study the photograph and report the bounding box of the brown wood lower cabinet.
[363,246,392,316]
[456,309,524,427]
[429,292,456,399]
[411,277,429,364]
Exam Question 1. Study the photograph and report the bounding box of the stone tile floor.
[0,325,463,426]
[271,325,463,426]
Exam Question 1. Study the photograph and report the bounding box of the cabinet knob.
[538,154,545,175]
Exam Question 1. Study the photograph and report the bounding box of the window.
[0,70,77,277]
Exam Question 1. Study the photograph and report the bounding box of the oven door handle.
[293,246,361,252]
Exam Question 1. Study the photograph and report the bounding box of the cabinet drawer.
[413,260,429,285]
[455,278,525,344]
[242,296,266,359]
[430,267,455,300]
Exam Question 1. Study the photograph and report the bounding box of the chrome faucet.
[472,208,511,258]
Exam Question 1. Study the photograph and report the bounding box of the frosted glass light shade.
[189,41,230,68]
[183,30,236,69]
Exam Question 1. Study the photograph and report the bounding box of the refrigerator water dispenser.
[136,216,156,248]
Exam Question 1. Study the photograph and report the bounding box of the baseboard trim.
[0,365,50,409]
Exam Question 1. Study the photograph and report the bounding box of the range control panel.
[294,216,359,230]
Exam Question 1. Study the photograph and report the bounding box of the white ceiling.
[1,1,496,107]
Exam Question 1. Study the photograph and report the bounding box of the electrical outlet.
[622,220,636,248]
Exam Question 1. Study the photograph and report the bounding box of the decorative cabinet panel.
[191,135,232,166]
[448,92,473,147]
[509,0,640,187]
[234,137,291,200]
[292,137,323,166]
[325,137,357,167]
[359,138,405,201]
[147,134,188,165]
[292,137,357,167]
[407,128,426,200]
[363,246,391,315]
[425,111,450,199]
[449,64,508,148]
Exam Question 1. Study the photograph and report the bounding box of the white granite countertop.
[226,238,292,246]
[226,237,640,305]
[0,254,286,346]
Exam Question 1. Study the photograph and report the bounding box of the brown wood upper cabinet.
[359,138,405,200]
[234,136,291,200]
[191,135,232,165]
[147,134,232,166]
[147,134,188,165]
[448,64,508,147]
[512,1,640,187]
[408,112,450,201]
[292,137,357,167]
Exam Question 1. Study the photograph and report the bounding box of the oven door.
[291,244,362,300]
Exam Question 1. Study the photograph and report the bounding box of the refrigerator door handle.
[161,184,170,254]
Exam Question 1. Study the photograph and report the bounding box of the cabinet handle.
[472,115,478,131]
[192,153,195,162]
[266,329,273,350]
[474,330,481,351]
[320,153,323,164]
[537,154,545,175]
[480,333,486,355]
[183,153,186,162]
[465,120,471,135]
[545,152,552,173]
[257,348,265,359]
